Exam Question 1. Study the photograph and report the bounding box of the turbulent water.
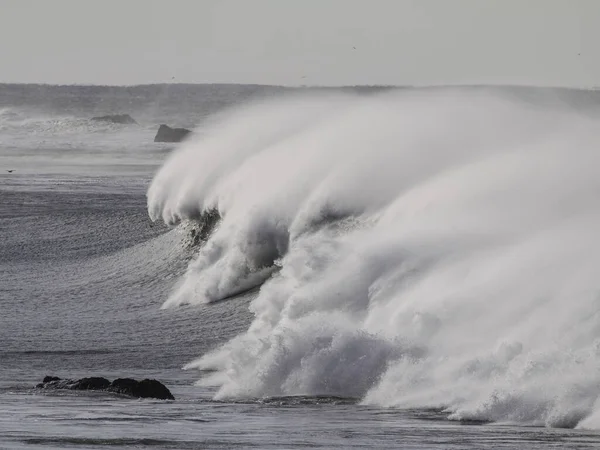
[3,83,600,449]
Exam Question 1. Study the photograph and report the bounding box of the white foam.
[148,88,600,428]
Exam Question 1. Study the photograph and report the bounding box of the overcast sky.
[1,0,598,86]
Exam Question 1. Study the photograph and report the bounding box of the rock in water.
[109,378,175,400]
[154,124,192,142]
[36,376,110,391]
[42,375,61,383]
[91,114,137,124]
[74,377,111,390]
[36,376,174,400]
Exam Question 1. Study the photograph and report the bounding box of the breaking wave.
[147,87,600,428]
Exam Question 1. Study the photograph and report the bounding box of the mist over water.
[148,88,600,429]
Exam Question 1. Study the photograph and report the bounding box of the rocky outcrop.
[36,376,174,400]
[91,114,137,124]
[108,378,174,399]
[154,124,191,142]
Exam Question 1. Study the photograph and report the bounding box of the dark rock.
[91,114,137,124]
[109,378,175,400]
[37,377,110,391]
[74,377,111,390]
[42,375,61,383]
[154,124,192,143]
[36,376,174,400]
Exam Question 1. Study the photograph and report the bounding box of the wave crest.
[148,88,600,428]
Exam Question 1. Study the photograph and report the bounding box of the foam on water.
[147,88,600,428]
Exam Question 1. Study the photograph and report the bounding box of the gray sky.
[1,0,599,86]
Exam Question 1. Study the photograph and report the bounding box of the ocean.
[2,83,600,449]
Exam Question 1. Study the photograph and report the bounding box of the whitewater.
[149,88,600,428]
[4,83,600,449]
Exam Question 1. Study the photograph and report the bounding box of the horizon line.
[1,81,599,91]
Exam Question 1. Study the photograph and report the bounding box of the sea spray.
[148,87,600,428]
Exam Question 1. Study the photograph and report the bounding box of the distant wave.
[148,87,600,428]
[0,111,134,134]
[0,107,153,153]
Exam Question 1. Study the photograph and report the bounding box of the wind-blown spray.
[148,88,600,428]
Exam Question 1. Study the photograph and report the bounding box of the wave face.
[147,88,600,428]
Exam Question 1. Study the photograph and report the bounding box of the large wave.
[147,88,600,428]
